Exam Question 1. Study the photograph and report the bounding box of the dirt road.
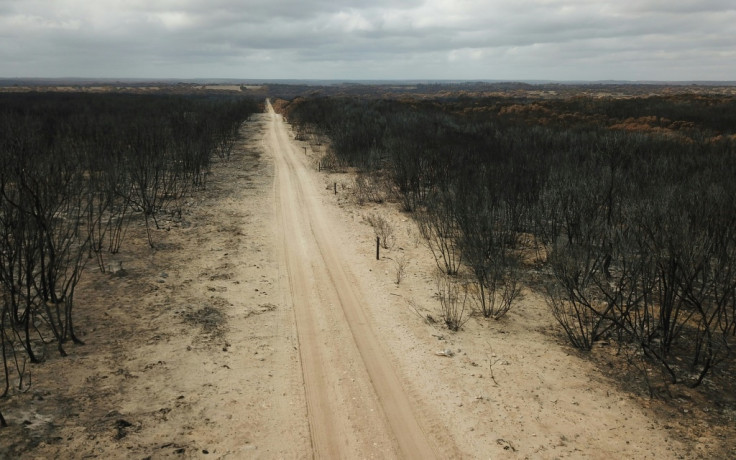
[267,100,440,458]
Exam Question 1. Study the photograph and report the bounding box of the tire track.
[268,100,439,459]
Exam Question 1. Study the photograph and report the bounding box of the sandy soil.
[1,102,733,459]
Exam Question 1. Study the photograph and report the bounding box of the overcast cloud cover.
[1,0,734,81]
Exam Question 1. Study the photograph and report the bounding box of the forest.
[281,93,736,393]
[0,92,260,426]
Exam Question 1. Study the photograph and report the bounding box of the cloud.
[0,0,734,80]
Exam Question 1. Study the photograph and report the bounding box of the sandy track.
[267,101,439,458]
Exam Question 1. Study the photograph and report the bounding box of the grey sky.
[1,0,734,81]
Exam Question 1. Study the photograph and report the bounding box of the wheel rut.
[268,100,440,459]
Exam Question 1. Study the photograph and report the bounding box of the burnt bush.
[283,92,736,390]
[0,92,259,424]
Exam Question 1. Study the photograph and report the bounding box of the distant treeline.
[283,94,736,390]
[447,93,736,134]
[262,81,736,101]
[0,93,260,425]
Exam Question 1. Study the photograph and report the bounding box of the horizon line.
[2,77,736,86]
